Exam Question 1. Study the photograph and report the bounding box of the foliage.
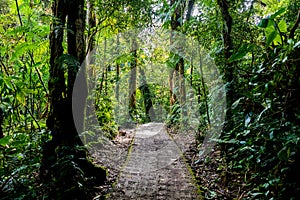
[213,3,300,198]
[0,130,50,199]
[0,0,299,199]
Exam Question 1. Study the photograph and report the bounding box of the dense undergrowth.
[0,0,300,199]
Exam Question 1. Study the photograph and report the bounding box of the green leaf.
[229,44,254,62]
[273,34,282,45]
[266,31,277,47]
[265,20,275,34]
[0,136,11,146]
[258,18,269,28]
[16,91,26,106]
[270,7,286,20]
[278,20,287,33]
[277,147,289,161]
[3,77,13,90]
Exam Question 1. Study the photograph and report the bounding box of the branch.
[25,105,41,131]
[28,52,48,94]
[15,0,23,26]
[0,57,9,75]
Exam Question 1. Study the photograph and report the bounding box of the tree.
[168,0,195,123]
[128,39,138,122]
[169,0,185,123]
[41,0,106,198]
[217,0,235,124]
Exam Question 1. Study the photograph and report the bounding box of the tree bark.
[217,0,235,105]
[46,0,67,146]
[217,0,235,185]
[41,0,106,195]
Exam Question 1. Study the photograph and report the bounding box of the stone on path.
[107,123,201,200]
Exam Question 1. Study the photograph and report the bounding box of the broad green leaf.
[0,136,11,146]
[270,7,286,20]
[278,20,287,32]
[265,20,275,34]
[229,44,254,62]
[266,31,277,47]
[273,34,282,45]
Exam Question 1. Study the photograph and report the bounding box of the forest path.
[107,122,201,200]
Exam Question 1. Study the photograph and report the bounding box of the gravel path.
[107,123,201,200]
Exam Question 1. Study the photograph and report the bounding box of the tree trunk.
[140,67,155,122]
[116,63,120,101]
[217,0,237,137]
[170,0,185,122]
[116,35,120,102]
[217,0,235,185]
[128,51,137,121]
[87,0,96,52]
[128,40,137,122]
[217,0,235,109]
[41,0,106,197]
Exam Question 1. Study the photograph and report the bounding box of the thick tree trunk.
[41,0,106,196]
[217,0,237,137]
[46,0,85,148]
[46,0,67,146]
[217,0,235,107]
[217,0,235,185]
[185,0,195,22]
[178,57,186,117]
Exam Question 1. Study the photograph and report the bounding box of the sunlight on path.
[108,123,201,199]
